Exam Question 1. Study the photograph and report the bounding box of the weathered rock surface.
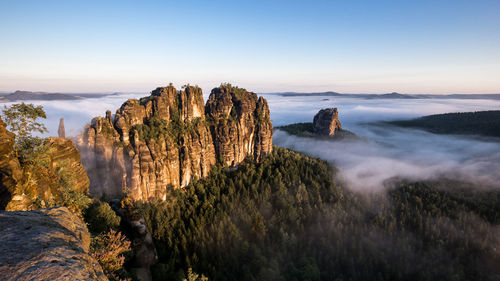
[0,118,90,210]
[0,207,107,281]
[46,137,90,194]
[313,108,342,136]
[79,84,273,201]
[206,86,273,166]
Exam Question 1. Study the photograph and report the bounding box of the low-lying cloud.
[265,95,500,191]
[4,92,500,191]
[1,93,146,137]
[274,128,500,191]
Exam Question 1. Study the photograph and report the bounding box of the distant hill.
[270,91,500,100]
[387,110,500,138]
[0,90,117,102]
[376,92,416,99]
[278,91,344,97]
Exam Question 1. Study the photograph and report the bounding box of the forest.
[3,103,499,281]
[133,147,500,281]
[387,110,500,138]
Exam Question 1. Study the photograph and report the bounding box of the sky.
[0,0,499,94]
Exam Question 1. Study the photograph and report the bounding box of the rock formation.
[110,198,158,280]
[58,117,65,138]
[0,117,22,209]
[79,84,273,201]
[313,108,342,136]
[0,117,90,210]
[46,137,90,194]
[0,207,107,281]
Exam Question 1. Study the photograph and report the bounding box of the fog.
[1,93,146,137]
[263,94,500,191]
[3,92,500,191]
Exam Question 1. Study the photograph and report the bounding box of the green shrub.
[135,114,169,141]
[84,200,121,234]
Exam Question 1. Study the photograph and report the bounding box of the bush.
[184,268,208,281]
[90,229,131,280]
[84,200,121,234]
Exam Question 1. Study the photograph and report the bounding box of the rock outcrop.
[0,117,22,209]
[313,108,342,136]
[0,118,90,210]
[111,198,158,280]
[58,118,65,138]
[206,86,273,166]
[46,137,90,194]
[0,207,107,281]
[79,84,273,201]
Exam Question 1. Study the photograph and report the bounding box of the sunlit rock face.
[205,85,273,166]
[313,108,342,136]
[0,117,22,209]
[0,117,89,211]
[79,84,273,201]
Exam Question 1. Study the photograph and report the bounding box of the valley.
[1,86,499,281]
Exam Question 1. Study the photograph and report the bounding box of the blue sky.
[0,0,499,94]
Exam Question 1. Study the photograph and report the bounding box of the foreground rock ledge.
[0,207,107,281]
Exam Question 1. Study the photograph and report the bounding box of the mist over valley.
[1,85,500,281]
[2,1,500,279]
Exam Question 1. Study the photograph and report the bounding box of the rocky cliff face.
[313,108,342,136]
[0,117,22,209]
[206,86,273,166]
[46,137,90,194]
[0,207,107,281]
[79,84,273,201]
[0,117,90,210]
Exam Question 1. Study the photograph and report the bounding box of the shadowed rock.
[0,117,22,209]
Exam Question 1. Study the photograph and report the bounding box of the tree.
[2,103,48,140]
[2,103,48,155]
[84,200,121,234]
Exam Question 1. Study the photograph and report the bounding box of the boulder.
[0,207,107,281]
